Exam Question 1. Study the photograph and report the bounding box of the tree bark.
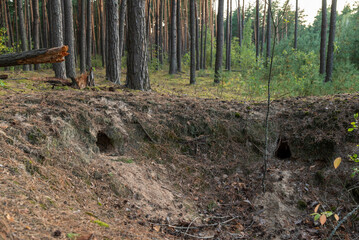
[260,0,266,55]
[177,0,182,72]
[195,2,200,70]
[169,0,177,74]
[17,0,30,71]
[80,0,86,73]
[237,0,242,47]
[51,0,66,79]
[325,0,337,82]
[86,0,92,69]
[266,0,272,66]
[294,0,298,49]
[203,0,207,69]
[32,0,40,70]
[0,46,69,67]
[119,0,127,59]
[320,0,327,74]
[190,0,196,84]
[64,0,76,82]
[255,0,259,60]
[126,0,150,91]
[106,0,120,84]
[159,0,163,65]
[214,0,224,83]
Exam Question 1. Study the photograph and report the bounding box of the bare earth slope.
[1,89,359,239]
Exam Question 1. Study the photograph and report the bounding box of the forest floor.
[0,69,359,240]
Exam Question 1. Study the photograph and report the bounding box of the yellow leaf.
[334,157,342,169]
[153,225,161,232]
[314,204,320,213]
[320,214,327,225]
[334,214,339,221]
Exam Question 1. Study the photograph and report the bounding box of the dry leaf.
[320,214,327,225]
[334,214,339,221]
[314,204,320,213]
[334,157,342,169]
[5,214,14,222]
[153,225,161,232]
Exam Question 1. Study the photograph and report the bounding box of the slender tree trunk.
[126,0,150,90]
[17,0,30,71]
[261,0,266,56]
[86,0,92,69]
[228,0,232,71]
[100,0,106,67]
[266,0,271,66]
[255,0,259,60]
[210,0,213,67]
[119,0,127,60]
[190,0,196,84]
[200,0,204,69]
[41,0,48,49]
[294,0,298,49]
[195,2,200,70]
[325,0,337,82]
[320,0,327,74]
[169,0,177,74]
[177,0,182,72]
[80,0,86,73]
[64,0,76,82]
[106,0,120,84]
[214,0,224,83]
[203,0,207,69]
[51,0,66,79]
[159,0,163,64]
[225,0,229,70]
[237,0,242,48]
[32,0,40,70]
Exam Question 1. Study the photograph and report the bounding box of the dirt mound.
[0,91,358,239]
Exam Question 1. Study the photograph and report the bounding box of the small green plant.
[92,219,109,228]
[0,80,5,87]
[66,233,79,239]
[311,204,339,225]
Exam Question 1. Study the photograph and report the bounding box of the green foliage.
[0,28,14,54]
[92,219,109,228]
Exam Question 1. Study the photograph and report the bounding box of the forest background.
[0,0,358,101]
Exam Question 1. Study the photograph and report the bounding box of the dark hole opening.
[275,138,292,159]
[96,132,114,153]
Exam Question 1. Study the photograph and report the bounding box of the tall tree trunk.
[86,0,92,69]
[210,0,213,67]
[225,0,229,70]
[159,0,163,64]
[228,0,232,71]
[320,0,327,74]
[190,0,196,84]
[169,0,177,74]
[325,0,337,82]
[214,0,224,83]
[106,0,120,84]
[32,0,40,70]
[80,0,86,73]
[195,2,200,70]
[203,0,207,69]
[126,0,150,90]
[266,0,271,66]
[100,0,106,67]
[17,0,30,71]
[200,0,204,69]
[237,0,242,47]
[294,0,298,49]
[41,0,48,49]
[255,0,259,60]
[51,0,66,79]
[119,0,127,59]
[64,0,76,82]
[260,0,266,55]
[177,0,182,72]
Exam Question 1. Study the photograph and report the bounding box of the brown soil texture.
[1,90,359,240]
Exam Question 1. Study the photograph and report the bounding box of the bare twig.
[328,205,359,240]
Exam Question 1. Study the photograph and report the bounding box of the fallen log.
[0,46,69,67]
[0,75,8,79]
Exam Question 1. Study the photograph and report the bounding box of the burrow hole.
[275,137,292,159]
[96,131,114,153]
